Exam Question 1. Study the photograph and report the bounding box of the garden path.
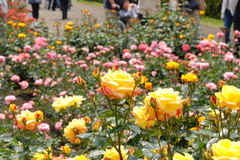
[25,0,224,38]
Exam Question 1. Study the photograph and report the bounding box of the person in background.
[28,0,41,27]
[234,0,240,57]
[0,0,8,38]
[60,0,69,19]
[104,0,133,11]
[137,0,160,25]
[48,0,56,11]
[177,0,207,40]
[221,0,238,43]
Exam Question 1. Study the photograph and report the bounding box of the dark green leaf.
[87,150,105,158]
[128,155,138,160]
[77,133,98,139]
[94,136,108,148]
[127,123,141,134]
[142,148,155,158]
[139,141,157,149]
[110,125,126,134]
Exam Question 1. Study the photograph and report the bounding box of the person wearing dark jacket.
[28,0,41,27]
[60,0,69,19]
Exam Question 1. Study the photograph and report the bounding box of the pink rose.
[151,71,157,76]
[18,81,29,90]
[34,79,43,86]
[20,103,33,110]
[182,44,190,52]
[223,72,238,81]
[216,32,224,38]
[11,75,20,82]
[5,95,16,105]
[59,91,67,96]
[224,52,234,61]
[44,78,53,87]
[0,55,6,64]
[38,123,50,133]
[205,83,217,90]
[55,120,63,130]
[0,113,5,120]
[138,43,148,51]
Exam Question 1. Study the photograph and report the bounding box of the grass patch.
[200,16,224,27]
[75,0,103,7]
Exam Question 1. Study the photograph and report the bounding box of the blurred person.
[29,0,41,27]
[0,0,8,38]
[221,0,238,43]
[60,0,69,19]
[177,0,207,40]
[234,0,240,57]
[104,0,133,11]
[48,0,56,11]
[137,0,160,25]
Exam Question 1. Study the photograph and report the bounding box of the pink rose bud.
[38,123,50,133]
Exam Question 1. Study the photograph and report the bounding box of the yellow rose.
[9,104,17,113]
[67,22,74,26]
[166,62,180,70]
[18,23,25,27]
[66,155,89,160]
[211,139,240,160]
[173,152,194,160]
[63,118,88,143]
[18,33,26,38]
[65,25,72,31]
[215,85,240,110]
[52,96,86,112]
[181,73,198,82]
[56,41,62,45]
[145,82,152,90]
[144,88,183,121]
[96,69,139,99]
[62,145,71,155]
[131,105,155,129]
[102,146,128,160]
[15,110,42,131]
[208,34,215,39]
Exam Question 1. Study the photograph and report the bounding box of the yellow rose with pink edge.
[211,139,240,160]
[173,152,194,160]
[144,88,183,121]
[215,85,240,110]
[63,118,88,143]
[131,105,155,129]
[96,69,140,99]
[102,146,128,160]
[15,110,43,131]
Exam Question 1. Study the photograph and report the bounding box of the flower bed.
[0,2,240,160]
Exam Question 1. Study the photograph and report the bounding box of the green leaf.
[127,155,138,160]
[87,150,105,158]
[94,136,108,148]
[127,123,141,134]
[9,154,21,159]
[142,148,155,158]
[110,125,126,134]
[139,141,157,149]
[206,138,218,151]
[173,148,184,156]
[0,134,13,142]
[77,133,98,139]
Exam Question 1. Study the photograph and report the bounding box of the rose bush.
[0,1,240,160]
